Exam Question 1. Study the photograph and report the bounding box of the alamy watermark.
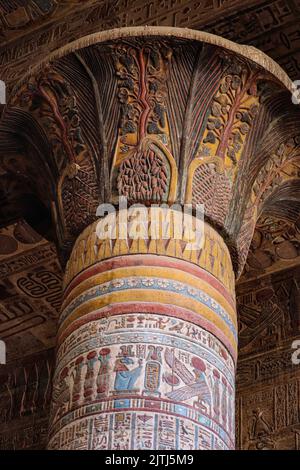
[292,340,300,365]
[292,80,300,105]
[95,198,205,251]
[0,80,5,105]
[0,340,6,364]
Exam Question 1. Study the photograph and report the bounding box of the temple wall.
[236,266,300,450]
[0,349,54,450]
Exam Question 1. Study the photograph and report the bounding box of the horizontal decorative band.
[49,397,234,449]
[64,214,235,297]
[62,262,236,323]
[63,254,236,310]
[57,303,237,362]
[55,310,235,382]
[58,277,237,343]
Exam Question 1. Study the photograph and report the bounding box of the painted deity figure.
[96,348,111,396]
[113,348,143,392]
[84,350,97,400]
[71,356,84,406]
[164,350,211,409]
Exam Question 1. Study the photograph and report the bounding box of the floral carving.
[201,55,261,173]
[113,41,172,148]
[118,146,168,203]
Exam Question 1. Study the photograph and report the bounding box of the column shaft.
[48,208,237,450]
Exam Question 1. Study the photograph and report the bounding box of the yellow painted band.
[64,215,235,297]
[62,265,236,323]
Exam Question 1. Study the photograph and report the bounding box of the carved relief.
[2,30,297,278]
[186,157,231,229]
[118,144,170,203]
[11,67,100,246]
[0,348,54,450]
[49,314,235,450]
[111,41,177,204]
[1,12,300,452]
[199,55,261,175]
[0,221,62,361]
[236,265,300,450]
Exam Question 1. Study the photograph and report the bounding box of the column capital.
[1,27,299,276]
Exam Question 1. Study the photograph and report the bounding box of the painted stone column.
[2,27,296,450]
[48,208,236,450]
